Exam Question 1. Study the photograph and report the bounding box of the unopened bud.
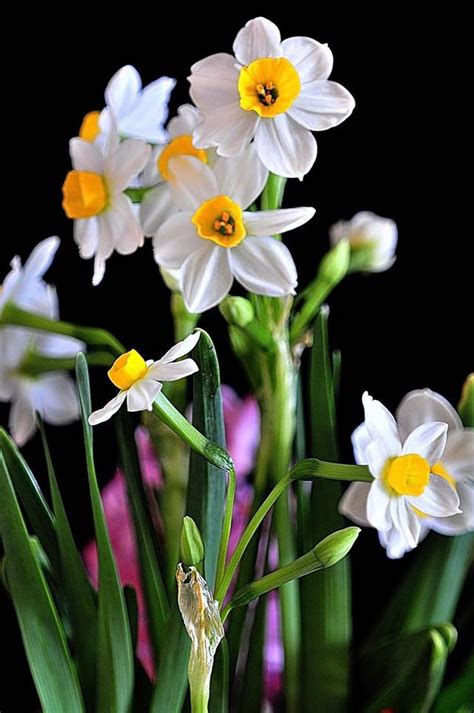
[313,527,360,568]
[318,239,350,286]
[180,516,205,567]
[330,211,398,273]
[219,296,255,328]
[458,373,474,427]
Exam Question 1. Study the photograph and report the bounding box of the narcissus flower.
[189,16,354,179]
[0,238,82,445]
[88,332,200,425]
[330,211,398,273]
[339,391,462,558]
[140,104,214,236]
[78,65,175,146]
[62,126,151,285]
[152,148,314,312]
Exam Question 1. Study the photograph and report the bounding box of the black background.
[1,8,472,710]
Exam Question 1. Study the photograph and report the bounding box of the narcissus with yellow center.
[158,135,208,181]
[62,171,108,219]
[89,332,200,425]
[192,195,246,248]
[238,57,301,117]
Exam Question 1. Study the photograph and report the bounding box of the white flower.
[78,65,175,145]
[89,332,200,425]
[152,147,315,313]
[188,16,354,179]
[339,391,463,559]
[330,211,398,273]
[62,126,151,285]
[140,104,216,236]
[0,238,82,445]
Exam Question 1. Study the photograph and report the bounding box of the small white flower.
[89,332,200,425]
[339,391,463,559]
[152,147,315,313]
[330,211,398,273]
[140,104,215,236]
[0,238,82,446]
[189,16,354,179]
[62,125,151,285]
[77,65,175,145]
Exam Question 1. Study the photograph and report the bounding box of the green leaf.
[300,306,352,713]
[75,353,133,713]
[360,625,456,713]
[0,453,85,712]
[433,651,474,712]
[149,603,191,713]
[0,427,58,572]
[116,410,169,664]
[38,419,97,708]
[186,329,227,590]
[210,638,230,713]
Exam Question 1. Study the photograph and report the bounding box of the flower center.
[62,171,108,219]
[79,111,101,142]
[108,349,148,390]
[192,195,246,248]
[385,454,430,496]
[158,135,208,181]
[238,57,301,118]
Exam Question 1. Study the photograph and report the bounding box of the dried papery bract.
[176,563,224,713]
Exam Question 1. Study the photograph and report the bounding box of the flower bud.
[313,527,361,567]
[330,211,398,273]
[458,373,474,427]
[318,239,350,286]
[180,516,205,567]
[219,296,255,328]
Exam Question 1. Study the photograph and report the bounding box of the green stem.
[260,173,287,215]
[19,351,113,376]
[289,279,333,344]
[1,302,125,356]
[215,468,236,596]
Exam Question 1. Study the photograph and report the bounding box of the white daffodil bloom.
[0,238,82,446]
[89,332,200,425]
[77,65,175,146]
[152,147,315,313]
[330,211,398,273]
[189,16,354,179]
[140,104,215,236]
[62,126,151,285]
[339,392,462,559]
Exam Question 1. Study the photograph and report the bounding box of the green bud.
[219,296,255,327]
[318,238,351,286]
[458,373,474,427]
[313,526,361,567]
[180,516,205,567]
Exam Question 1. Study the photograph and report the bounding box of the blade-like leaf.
[0,453,85,713]
[38,418,97,708]
[433,651,474,712]
[75,353,133,713]
[149,603,191,713]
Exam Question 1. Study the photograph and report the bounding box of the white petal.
[390,498,421,549]
[244,206,315,236]
[89,391,127,425]
[289,81,355,131]
[192,103,258,157]
[379,526,413,559]
[147,359,199,382]
[443,430,474,482]
[126,379,162,412]
[362,391,401,453]
[351,423,371,465]
[140,184,175,236]
[105,65,141,117]
[338,482,371,527]
[429,483,474,535]
[23,237,60,280]
[9,388,36,446]
[281,37,334,82]
[159,331,201,364]
[366,478,391,531]
[181,245,233,313]
[74,218,99,259]
[106,139,151,191]
[107,195,144,255]
[153,212,201,269]
[409,474,460,517]
[402,422,448,464]
[233,17,282,65]
[31,373,80,425]
[189,53,240,111]
[119,76,175,144]
[167,156,218,211]
[69,138,104,173]
[92,215,115,286]
[365,437,395,479]
[36,333,84,358]
[168,104,202,138]
[213,145,268,208]
[254,113,317,179]
[397,388,463,441]
[230,237,297,296]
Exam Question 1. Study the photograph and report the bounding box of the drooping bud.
[219,296,255,328]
